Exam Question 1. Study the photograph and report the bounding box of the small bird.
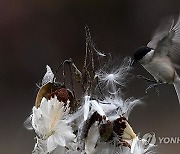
[132,15,180,104]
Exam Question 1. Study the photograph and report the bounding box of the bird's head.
[131,46,154,65]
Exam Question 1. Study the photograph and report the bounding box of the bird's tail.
[173,76,180,105]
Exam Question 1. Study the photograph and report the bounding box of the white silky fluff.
[132,138,156,154]
[83,95,106,121]
[84,95,91,121]
[82,94,141,123]
[119,98,141,118]
[41,65,54,85]
[85,122,100,154]
[32,138,47,154]
[85,137,155,154]
[94,142,129,154]
[32,97,75,153]
[95,57,132,93]
[98,96,141,121]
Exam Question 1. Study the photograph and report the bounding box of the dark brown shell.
[99,121,113,142]
[113,116,127,139]
[47,88,75,112]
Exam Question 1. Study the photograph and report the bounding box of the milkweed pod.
[99,121,113,142]
[113,116,136,141]
[35,82,76,112]
[47,87,76,112]
[122,121,136,140]
[72,63,82,83]
[35,82,53,108]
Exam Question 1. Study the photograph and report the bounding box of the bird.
[132,14,180,104]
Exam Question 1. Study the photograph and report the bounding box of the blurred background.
[0,0,180,153]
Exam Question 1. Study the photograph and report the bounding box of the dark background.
[1,0,180,153]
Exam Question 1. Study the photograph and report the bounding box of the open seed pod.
[35,83,75,112]
[72,63,82,83]
[99,121,113,142]
[47,87,75,112]
[113,116,136,147]
[35,82,53,108]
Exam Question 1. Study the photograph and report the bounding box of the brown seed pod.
[99,121,113,142]
[35,82,53,108]
[35,81,76,112]
[82,112,102,139]
[47,87,75,112]
[113,116,136,143]
[72,63,82,83]
[47,88,69,103]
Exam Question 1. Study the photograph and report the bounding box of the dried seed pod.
[72,63,82,83]
[122,121,136,140]
[35,82,75,112]
[82,112,102,139]
[113,116,136,141]
[47,88,69,103]
[47,87,75,112]
[110,116,136,148]
[35,82,53,108]
[99,121,113,142]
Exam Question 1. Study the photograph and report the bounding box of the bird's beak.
[130,60,136,66]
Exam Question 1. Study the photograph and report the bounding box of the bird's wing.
[147,15,180,68]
